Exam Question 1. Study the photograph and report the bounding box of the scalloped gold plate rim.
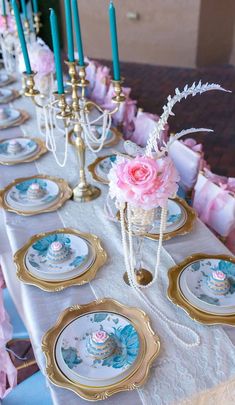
[41,298,160,401]
[0,109,29,129]
[0,174,72,216]
[14,227,107,291]
[167,253,235,326]
[0,137,48,165]
[88,154,114,185]
[0,89,20,104]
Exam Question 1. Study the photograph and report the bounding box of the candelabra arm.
[23,72,44,108]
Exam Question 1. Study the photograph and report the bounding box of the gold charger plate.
[88,154,114,185]
[0,137,48,165]
[14,228,107,292]
[0,74,15,87]
[0,110,29,130]
[69,127,122,149]
[167,253,235,326]
[42,298,160,401]
[117,197,196,241]
[0,174,72,216]
[0,89,20,104]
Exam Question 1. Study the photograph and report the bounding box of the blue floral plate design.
[96,155,117,182]
[55,311,140,386]
[179,258,235,315]
[0,108,20,125]
[151,199,187,234]
[25,233,94,282]
[6,178,60,210]
[0,138,38,161]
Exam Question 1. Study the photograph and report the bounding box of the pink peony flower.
[0,15,15,34]
[108,155,179,209]
[19,38,55,78]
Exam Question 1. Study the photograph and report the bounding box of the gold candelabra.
[23,60,125,203]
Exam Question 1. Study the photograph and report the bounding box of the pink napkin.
[90,66,111,104]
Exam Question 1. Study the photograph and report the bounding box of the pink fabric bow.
[0,288,17,399]
[84,57,100,92]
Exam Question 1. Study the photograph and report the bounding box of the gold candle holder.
[66,60,101,203]
[33,12,42,35]
[23,72,40,98]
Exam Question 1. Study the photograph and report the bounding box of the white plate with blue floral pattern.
[96,154,117,183]
[0,138,38,162]
[55,311,140,386]
[0,89,13,103]
[25,233,95,282]
[0,108,20,125]
[5,178,60,211]
[179,258,235,315]
[151,199,187,234]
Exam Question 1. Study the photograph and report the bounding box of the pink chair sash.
[168,140,202,190]
[193,173,235,237]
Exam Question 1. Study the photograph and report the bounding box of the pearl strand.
[120,204,200,348]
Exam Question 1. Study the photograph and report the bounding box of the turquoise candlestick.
[71,0,84,66]
[109,1,120,81]
[20,0,27,20]
[50,8,64,94]
[64,0,74,62]
[1,0,6,16]
[32,0,39,14]
[12,0,32,74]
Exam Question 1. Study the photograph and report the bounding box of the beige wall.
[60,0,235,68]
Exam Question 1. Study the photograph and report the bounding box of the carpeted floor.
[100,60,235,177]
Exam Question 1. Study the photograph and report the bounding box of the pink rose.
[109,155,179,209]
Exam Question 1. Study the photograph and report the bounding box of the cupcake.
[206,270,230,296]
[46,241,70,264]
[27,183,46,200]
[86,330,117,359]
[7,139,23,155]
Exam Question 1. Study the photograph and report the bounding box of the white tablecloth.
[0,80,235,405]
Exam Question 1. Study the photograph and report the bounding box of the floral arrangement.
[19,38,55,78]
[0,14,15,34]
[108,81,230,289]
[109,155,179,210]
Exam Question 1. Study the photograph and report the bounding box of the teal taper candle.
[109,1,120,81]
[71,0,84,66]
[1,0,6,16]
[32,0,39,14]
[64,0,74,62]
[50,8,64,94]
[12,0,32,74]
[20,0,27,20]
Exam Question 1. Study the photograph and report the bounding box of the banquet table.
[0,77,235,405]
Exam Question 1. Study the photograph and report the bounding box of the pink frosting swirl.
[212,271,226,281]
[92,330,108,343]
